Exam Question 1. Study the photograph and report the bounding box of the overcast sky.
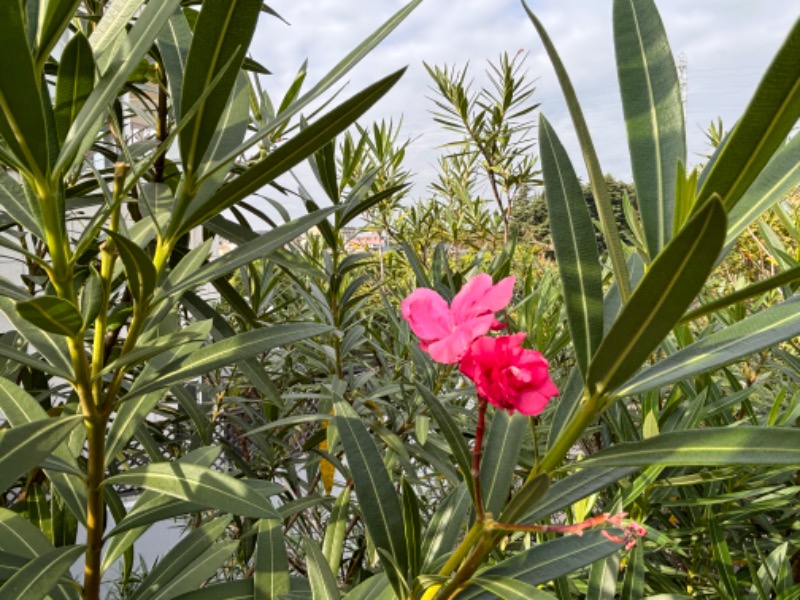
[251,1,798,205]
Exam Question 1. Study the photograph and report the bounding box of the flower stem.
[471,396,488,518]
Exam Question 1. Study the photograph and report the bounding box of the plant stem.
[471,396,487,518]
[83,418,106,600]
[531,389,601,478]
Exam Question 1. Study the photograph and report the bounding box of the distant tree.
[511,174,638,253]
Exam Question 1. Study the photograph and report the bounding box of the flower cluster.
[402,274,558,415]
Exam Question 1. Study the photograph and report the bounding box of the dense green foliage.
[0,1,798,600]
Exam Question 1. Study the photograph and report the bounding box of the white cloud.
[251,1,799,212]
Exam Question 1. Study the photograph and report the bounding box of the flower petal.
[401,288,451,342]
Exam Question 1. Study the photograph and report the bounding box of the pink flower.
[459,333,559,415]
[401,274,515,364]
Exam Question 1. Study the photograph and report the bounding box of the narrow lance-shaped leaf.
[104,463,281,519]
[695,16,800,212]
[131,516,232,600]
[416,384,472,494]
[54,31,95,147]
[56,0,181,174]
[618,294,800,397]
[586,198,726,397]
[16,296,83,338]
[723,129,800,250]
[523,2,630,300]
[305,538,341,600]
[479,410,528,517]
[614,0,685,257]
[35,0,84,74]
[581,428,800,467]
[0,416,84,493]
[254,518,290,600]
[179,0,262,178]
[322,487,350,577]
[0,545,85,600]
[156,8,192,119]
[539,114,603,378]
[0,508,54,558]
[0,1,49,177]
[158,207,337,301]
[176,69,406,235]
[0,170,44,238]
[125,323,331,399]
[334,400,408,578]
[105,230,157,304]
[458,531,626,599]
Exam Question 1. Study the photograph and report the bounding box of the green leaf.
[620,544,644,600]
[0,337,71,382]
[421,483,470,572]
[498,473,550,525]
[457,531,624,599]
[0,297,72,375]
[539,114,603,378]
[0,416,83,492]
[582,428,800,467]
[401,479,422,579]
[80,267,103,327]
[523,2,630,300]
[322,487,350,577]
[125,323,330,399]
[305,538,341,600]
[708,513,740,600]
[35,0,83,74]
[177,69,405,235]
[105,230,156,304]
[586,198,726,397]
[131,516,233,600]
[333,400,408,578]
[56,0,181,174]
[682,266,800,322]
[179,292,282,403]
[16,296,83,338]
[102,447,221,572]
[172,580,253,600]
[0,170,44,238]
[0,508,54,558]
[0,1,49,177]
[618,295,800,396]
[254,518,290,600]
[519,468,638,525]
[416,384,472,492]
[54,31,95,147]
[104,463,282,518]
[0,545,83,600]
[472,576,558,600]
[156,9,192,119]
[480,411,527,517]
[0,379,87,525]
[179,0,262,177]
[340,574,393,600]
[156,208,336,301]
[587,553,620,600]
[614,0,685,257]
[724,131,800,249]
[696,15,800,212]
[89,0,145,72]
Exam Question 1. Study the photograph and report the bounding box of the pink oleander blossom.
[459,333,559,416]
[401,274,515,364]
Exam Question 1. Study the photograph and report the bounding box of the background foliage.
[0,1,798,599]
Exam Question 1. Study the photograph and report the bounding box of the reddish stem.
[472,395,488,518]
